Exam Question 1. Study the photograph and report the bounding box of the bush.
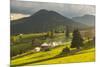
[60,47,70,56]
[32,38,41,47]
[44,48,51,51]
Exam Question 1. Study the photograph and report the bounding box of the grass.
[11,33,68,57]
[11,45,66,66]
[31,48,95,65]
[11,42,95,66]
[11,32,95,66]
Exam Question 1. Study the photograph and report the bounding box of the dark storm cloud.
[11,0,95,18]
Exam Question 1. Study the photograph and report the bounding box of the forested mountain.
[11,9,87,35]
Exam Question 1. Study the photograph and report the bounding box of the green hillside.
[11,40,95,66]
[11,29,95,66]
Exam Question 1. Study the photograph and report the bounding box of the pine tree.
[49,29,54,38]
[71,29,84,49]
[65,26,69,38]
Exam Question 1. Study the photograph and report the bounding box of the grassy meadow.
[11,29,95,66]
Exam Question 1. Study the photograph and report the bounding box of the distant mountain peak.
[72,14,94,19]
[81,14,95,18]
[31,9,62,17]
[72,14,95,27]
[84,14,94,16]
[37,9,57,13]
[36,9,49,13]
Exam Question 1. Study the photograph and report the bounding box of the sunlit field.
[11,31,95,66]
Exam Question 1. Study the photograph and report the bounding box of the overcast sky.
[11,0,95,20]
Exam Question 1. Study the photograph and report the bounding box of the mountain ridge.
[11,9,88,35]
[72,14,95,27]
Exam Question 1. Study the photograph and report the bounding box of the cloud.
[11,13,30,20]
[11,0,95,18]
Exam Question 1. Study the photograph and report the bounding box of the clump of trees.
[32,38,42,47]
[93,37,95,45]
[70,29,84,49]
[60,47,70,56]
[65,26,70,38]
[46,29,54,38]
